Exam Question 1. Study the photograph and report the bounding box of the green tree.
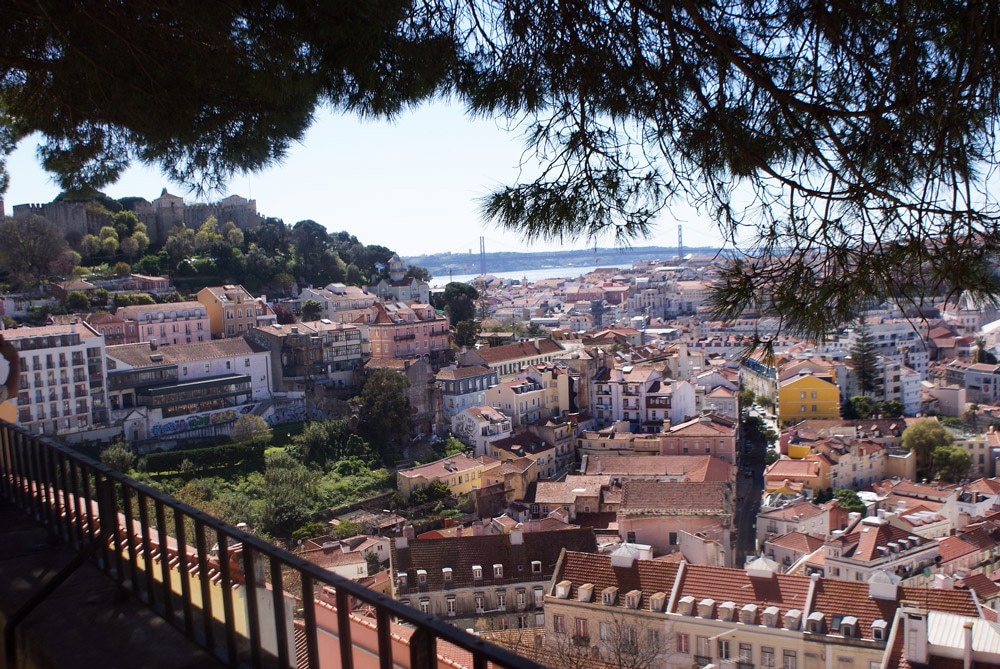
[902,419,953,478]
[849,319,881,397]
[876,400,905,419]
[65,290,90,311]
[453,319,481,348]
[833,488,866,514]
[79,234,101,258]
[432,282,478,324]
[845,395,875,420]
[292,420,373,470]
[332,520,365,540]
[259,450,320,539]
[358,369,412,460]
[0,215,68,287]
[300,299,323,322]
[133,254,162,275]
[100,440,134,474]
[230,414,272,444]
[933,445,972,484]
[10,3,1000,340]
[364,550,382,576]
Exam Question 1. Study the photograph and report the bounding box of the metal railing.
[0,421,541,669]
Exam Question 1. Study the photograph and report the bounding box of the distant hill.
[404,246,720,278]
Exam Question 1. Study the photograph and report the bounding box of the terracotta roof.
[936,536,979,563]
[758,499,826,521]
[396,454,500,481]
[808,578,897,635]
[583,455,733,482]
[435,365,493,381]
[619,481,729,514]
[553,550,680,612]
[674,563,811,625]
[106,338,265,367]
[665,412,737,437]
[477,339,565,365]
[960,572,1000,598]
[764,459,821,479]
[766,531,825,554]
[392,528,597,591]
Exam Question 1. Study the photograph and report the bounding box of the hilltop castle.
[8,189,260,245]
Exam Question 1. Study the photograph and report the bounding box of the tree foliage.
[902,418,953,477]
[301,299,323,322]
[849,320,881,397]
[292,420,374,470]
[0,215,68,287]
[358,369,412,459]
[7,2,1000,336]
[100,440,134,474]
[933,445,972,484]
[230,414,272,444]
[833,488,866,514]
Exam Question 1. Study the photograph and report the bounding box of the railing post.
[409,626,436,669]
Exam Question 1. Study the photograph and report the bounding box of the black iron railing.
[0,421,541,669]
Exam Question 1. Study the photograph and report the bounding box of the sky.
[2,101,724,257]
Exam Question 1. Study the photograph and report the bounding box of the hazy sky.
[2,101,723,257]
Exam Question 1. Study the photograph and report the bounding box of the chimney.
[901,605,929,665]
[472,521,484,536]
[403,525,415,540]
[964,621,974,669]
[456,525,463,538]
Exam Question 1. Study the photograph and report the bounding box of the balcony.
[0,421,539,669]
[393,333,416,341]
[694,655,713,667]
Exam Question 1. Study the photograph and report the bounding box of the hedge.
[143,439,266,473]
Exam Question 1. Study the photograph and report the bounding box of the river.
[430,262,636,288]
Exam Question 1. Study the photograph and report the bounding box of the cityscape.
[2,189,1000,668]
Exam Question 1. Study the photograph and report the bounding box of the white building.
[9,323,111,437]
[105,338,272,443]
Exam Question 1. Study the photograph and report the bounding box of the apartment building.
[396,453,501,500]
[545,549,980,669]
[391,525,597,631]
[118,300,210,346]
[196,284,263,338]
[365,302,450,365]
[297,283,378,323]
[451,405,513,456]
[10,323,110,437]
[246,321,364,392]
[105,338,271,442]
[436,363,498,422]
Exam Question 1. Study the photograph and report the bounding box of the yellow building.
[777,371,840,424]
[196,284,261,338]
[395,453,501,499]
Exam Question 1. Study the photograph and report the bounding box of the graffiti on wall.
[150,404,256,437]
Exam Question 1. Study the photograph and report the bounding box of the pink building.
[363,302,450,365]
[118,300,211,346]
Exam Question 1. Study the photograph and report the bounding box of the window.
[676,633,689,654]
[761,647,775,668]
[419,599,429,614]
[800,391,806,399]
[669,532,678,546]
[800,404,807,412]
[740,643,753,662]
[534,587,544,607]
[531,560,542,573]
[417,569,427,585]
[718,639,731,659]
[553,614,566,634]
[446,597,456,617]
[575,618,589,638]
[517,615,529,629]
[811,391,817,399]
[494,563,504,578]
[783,650,797,669]
[599,622,612,642]
[496,591,506,610]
